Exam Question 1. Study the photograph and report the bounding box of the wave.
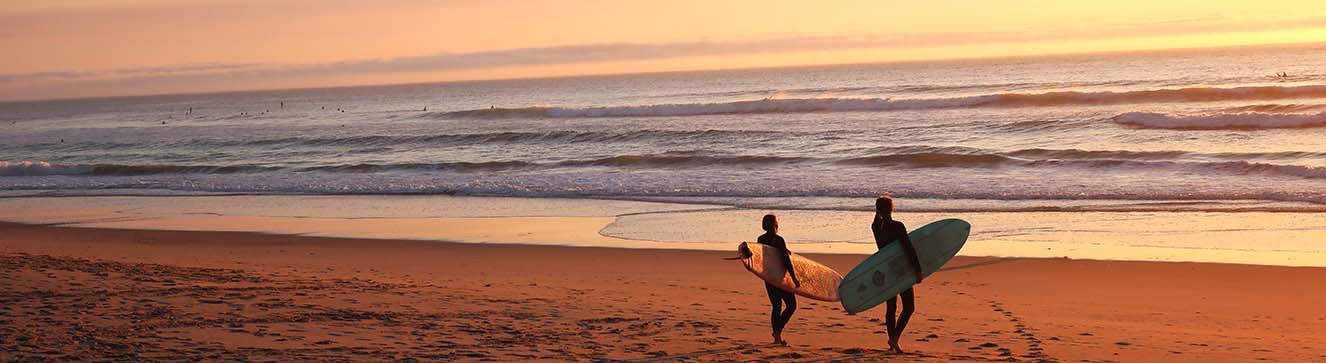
[832,151,1326,178]
[7,145,1326,180]
[0,155,809,177]
[564,154,807,168]
[5,166,1326,206]
[435,107,552,119]
[0,161,59,177]
[427,84,1326,118]
[0,161,275,176]
[640,82,1054,101]
[850,145,1326,163]
[0,160,540,176]
[264,129,787,147]
[13,130,793,152]
[1003,148,1190,160]
[1114,109,1326,130]
[838,152,1012,168]
[1218,103,1326,113]
[300,161,535,173]
[305,155,810,172]
[1029,159,1326,179]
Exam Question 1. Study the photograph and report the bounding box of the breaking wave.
[7,146,1326,180]
[0,161,274,176]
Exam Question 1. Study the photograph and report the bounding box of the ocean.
[3,44,1326,264]
[6,44,1326,209]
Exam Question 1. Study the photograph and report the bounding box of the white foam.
[0,161,67,176]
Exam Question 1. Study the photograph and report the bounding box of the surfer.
[872,195,924,353]
[757,214,799,345]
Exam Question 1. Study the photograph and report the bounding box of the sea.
[4,44,1326,265]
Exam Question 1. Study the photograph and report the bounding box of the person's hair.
[762,214,778,232]
[876,195,894,214]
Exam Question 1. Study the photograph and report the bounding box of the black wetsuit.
[758,233,797,335]
[872,217,922,342]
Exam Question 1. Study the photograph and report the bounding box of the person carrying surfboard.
[756,214,800,345]
[872,195,924,353]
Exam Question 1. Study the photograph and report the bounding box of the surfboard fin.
[724,242,754,260]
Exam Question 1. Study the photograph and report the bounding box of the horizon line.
[3,40,1322,105]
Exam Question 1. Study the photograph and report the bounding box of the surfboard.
[837,218,970,314]
[738,242,843,302]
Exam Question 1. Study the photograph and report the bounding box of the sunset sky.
[4,0,1326,101]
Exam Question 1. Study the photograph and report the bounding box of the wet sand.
[2,222,1325,362]
[4,195,1326,267]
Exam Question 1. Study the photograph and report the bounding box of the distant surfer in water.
[872,195,924,353]
[756,214,799,345]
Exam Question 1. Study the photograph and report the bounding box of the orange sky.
[3,0,1326,101]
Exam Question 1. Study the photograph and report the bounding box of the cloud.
[4,13,1326,100]
[110,62,262,76]
[0,36,841,86]
[0,62,261,84]
[0,32,1069,86]
[0,71,93,83]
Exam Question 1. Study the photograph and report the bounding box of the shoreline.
[2,194,1325,267]
[8,221,1326,270]
[2,222,1324,361]
[4,219,1326,270]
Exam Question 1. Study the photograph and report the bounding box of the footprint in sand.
[765,352,803,359]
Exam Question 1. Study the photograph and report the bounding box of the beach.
[3,221,1324,362]
[5,43,1326,362]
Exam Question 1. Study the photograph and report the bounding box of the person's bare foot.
[888,337,904,353]
[773,332,787,346]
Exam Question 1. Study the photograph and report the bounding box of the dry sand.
[2,222,1324,362]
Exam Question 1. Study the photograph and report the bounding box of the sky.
[3,0,1326,101]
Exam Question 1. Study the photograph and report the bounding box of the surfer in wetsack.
[757,214,800,345]
[872,195,925,353]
